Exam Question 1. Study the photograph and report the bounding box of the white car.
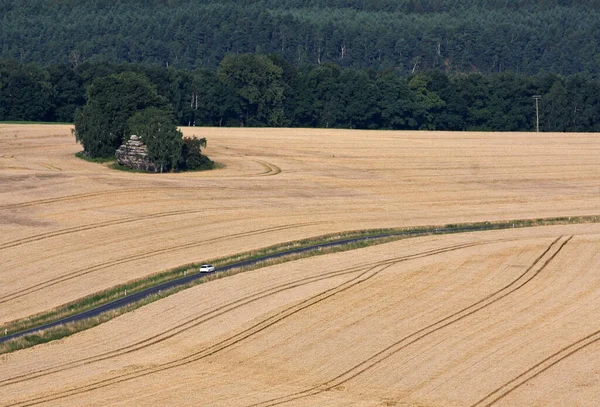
[199,264,215,273]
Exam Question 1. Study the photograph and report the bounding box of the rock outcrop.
[115,135,159,172]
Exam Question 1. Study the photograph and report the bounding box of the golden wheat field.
[1,124,600,406]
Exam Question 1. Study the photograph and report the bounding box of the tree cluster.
[2,0,600,76]
[73,72,212,172]
[3,56,600,133]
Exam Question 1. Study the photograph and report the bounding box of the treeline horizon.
[2,55,600,132]
[2,0,600,76]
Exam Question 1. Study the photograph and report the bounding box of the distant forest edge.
[3,56,600,132]
[2,0,600,76]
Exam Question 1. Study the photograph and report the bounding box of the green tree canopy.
[5,1,600,77]
[126,107,183,173]
[7,56,600,133]
[0,60,54,121]
[179,136,213,171]
[218,54,285,126]
[74,72,165,158]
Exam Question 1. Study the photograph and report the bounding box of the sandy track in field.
[1,125,600,323]
[3,225,600,406]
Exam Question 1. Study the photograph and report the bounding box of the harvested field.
[1,124,600,405]
[2,226,600,406]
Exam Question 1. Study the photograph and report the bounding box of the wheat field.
[1,124,600,406]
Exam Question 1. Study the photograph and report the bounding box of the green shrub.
[179,137,213,171]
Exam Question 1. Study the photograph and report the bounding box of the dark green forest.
[2,1,600,132]
[3,56,600,132]
[2,0,600,75]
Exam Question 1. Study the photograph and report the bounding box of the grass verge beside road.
[1,215,598,354]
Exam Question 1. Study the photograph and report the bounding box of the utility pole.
[532,95,541,132]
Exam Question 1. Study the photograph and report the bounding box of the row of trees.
[2,0,600,76]
[3,56,600,132]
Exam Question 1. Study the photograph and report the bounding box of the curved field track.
[2,125,600,405]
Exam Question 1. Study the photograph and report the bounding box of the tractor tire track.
[252,159,282,176]
[0,159,281,212]
[0,186,233,211]
[0,209,213,251]
[211,150,281,177]
[243,236,572,407]
[0,222,321,305]
[4,240,494,406]
[470,329,600,406]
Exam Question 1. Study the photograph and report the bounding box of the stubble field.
[1,124,600,406]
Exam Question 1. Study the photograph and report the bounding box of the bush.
[179,137,214,171]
